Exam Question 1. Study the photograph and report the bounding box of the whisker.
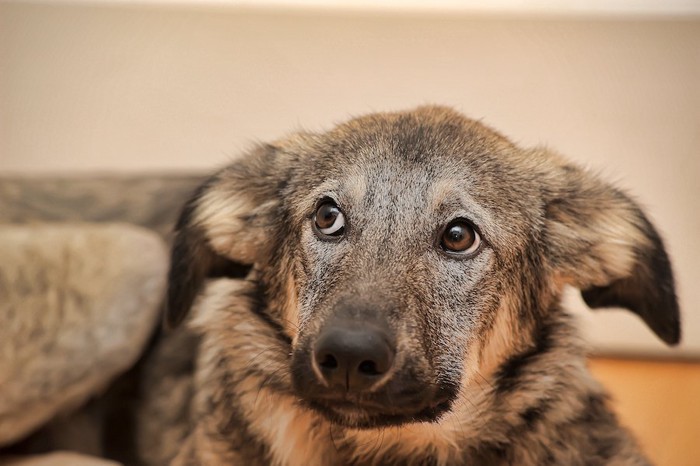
[253,365,290,407]
[279,317,301,333]
[329,423,341,453]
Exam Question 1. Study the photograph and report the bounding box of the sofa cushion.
[0,175,204,238]
[0,224,167,445]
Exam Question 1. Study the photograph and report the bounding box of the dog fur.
[164,106,680,466]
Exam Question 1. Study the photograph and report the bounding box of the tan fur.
[474,294,523,379]
[195,191,266,264]
[281,275,302,341]
[240,384,333,466]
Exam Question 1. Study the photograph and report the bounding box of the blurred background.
[1,0,698,464]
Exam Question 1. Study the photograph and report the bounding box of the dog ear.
[544,161,680,345]
[165,144,286,328]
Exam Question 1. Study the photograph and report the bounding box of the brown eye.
[314,201,345,237]
[440,220,480,254]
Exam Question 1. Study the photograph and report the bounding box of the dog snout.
[313,321,395,392]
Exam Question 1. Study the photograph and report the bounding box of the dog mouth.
[302,391,455,429]
[290,321,460,428]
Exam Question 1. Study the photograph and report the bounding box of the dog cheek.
[439,278,507,386]
[294,255,345,333]
[279,273,302,341]
[411,303,468,391]
[471,294,522,379]
[401,270,474,388]
[290,272,330,352]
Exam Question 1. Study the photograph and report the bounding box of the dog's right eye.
[313,201,345,238]
[439,219,481,256]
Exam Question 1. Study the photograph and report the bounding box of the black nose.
[313,321,395,392]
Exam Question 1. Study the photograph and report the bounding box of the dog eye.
[440,220,480,255]
[314,201,345,237]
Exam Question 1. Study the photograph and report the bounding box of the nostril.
[319,354,338,370]
[358,360,380,376]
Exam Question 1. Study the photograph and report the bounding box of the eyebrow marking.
[429,178,456,212]
[343,172,368,206]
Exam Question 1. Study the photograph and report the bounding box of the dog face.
[167,106,679,429]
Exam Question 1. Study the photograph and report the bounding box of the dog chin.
[305,398,454,429]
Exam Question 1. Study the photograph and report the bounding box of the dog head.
[167,106,680,428]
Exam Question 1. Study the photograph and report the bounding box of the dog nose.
[313,322,395,392]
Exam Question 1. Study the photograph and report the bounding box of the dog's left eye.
[313,201,345,237]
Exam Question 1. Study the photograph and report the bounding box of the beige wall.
[1,2,698,357]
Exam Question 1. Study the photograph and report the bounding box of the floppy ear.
[165,144,286,328]
[544,161,680,345]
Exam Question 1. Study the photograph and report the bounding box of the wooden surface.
[590,358,700,466]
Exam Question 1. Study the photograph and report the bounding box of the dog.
[164,106,680,465]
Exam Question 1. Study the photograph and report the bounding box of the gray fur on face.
[162,106,679,466]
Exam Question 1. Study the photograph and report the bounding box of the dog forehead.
[324,109,524,195]
[300,109,541,248]
[304,107,522,188]
[327,106,509,161]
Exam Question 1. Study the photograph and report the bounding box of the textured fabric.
[0,175,205,238]
[0,224,168,445]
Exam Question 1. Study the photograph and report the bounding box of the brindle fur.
[163,106,680,466]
